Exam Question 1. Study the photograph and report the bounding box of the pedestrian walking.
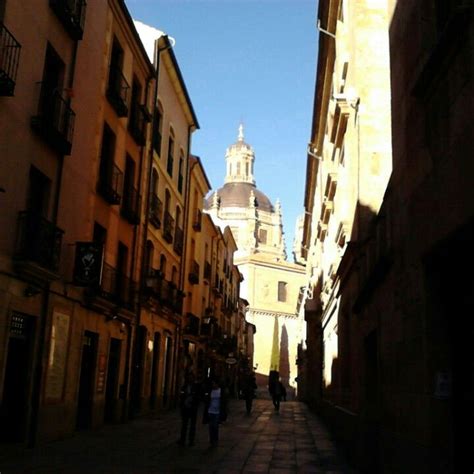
[269,378,285,411]
[202,378,227,447]
[178,372,201,446]
[241,371,257,415]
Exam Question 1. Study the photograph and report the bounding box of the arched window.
[172,265,178,285]
[151,168,159,194]
[145,240,154,274]
[167,129,175,177]
[165,188,171,213]
[175,205,181,227]
[160,254,167,276]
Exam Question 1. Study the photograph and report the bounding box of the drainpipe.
[28,36,80,448]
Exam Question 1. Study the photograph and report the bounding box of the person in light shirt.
[203,378,227,447]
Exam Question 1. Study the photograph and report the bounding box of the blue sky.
[126,0,318,259]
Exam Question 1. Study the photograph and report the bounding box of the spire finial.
[238,122,244,142]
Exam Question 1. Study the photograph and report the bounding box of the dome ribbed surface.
[205,182,274,212]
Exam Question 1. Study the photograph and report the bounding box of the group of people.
[178,373,228,448]
[178,370,287,447]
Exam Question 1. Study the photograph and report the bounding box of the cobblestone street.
[0,400,354,473]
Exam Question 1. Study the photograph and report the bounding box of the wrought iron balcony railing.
[163,211,174,243]
[97,162,123,205]
[31,86,75,155]
[106,65,129,117]
[49,0,87,40]
[0,23,21,96]
[121,185,141,225]
[149,193,162,229]
[14,210,64,274]
[173,226,183,256]
[98,262,136,310]
[143,268,163,300]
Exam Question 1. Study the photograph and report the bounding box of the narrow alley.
[0,400,354,473]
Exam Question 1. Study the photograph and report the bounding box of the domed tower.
[205,124,286,261]
[205,124,307,396]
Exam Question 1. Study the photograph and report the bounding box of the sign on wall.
[73,242,103,286]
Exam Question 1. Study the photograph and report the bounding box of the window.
[172,266,178,285]
[151,169,159,194]
[145,240,154,273]
[27,166,51,217]
[259,229,267,244]
[129,77,145,144]
[278,281,287,302]
[160,254,167,276]
[97,123,122,204]
[167,133,174,177]
[93,222,107,247]
[106,38,129,117]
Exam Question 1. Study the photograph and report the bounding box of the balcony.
[183,313,200,337]
[149,193,162,229]
[163,211,174,244]
[106,65,129,117]
[188,260,200,285]
[192,209,202,231]
[0,23,21,96]
[49,0,86,40]
[200,316,216,338]
[129,103,151,146]
[160,280,183,314]
[14,210,64,280]
[121,185,141,225]
[97,162,123,205]
[31,86,75,155]
[173,226,183,256]
[142,268,163,300]
[94,262,136,310]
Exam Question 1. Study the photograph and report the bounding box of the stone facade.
[300,0,474,472]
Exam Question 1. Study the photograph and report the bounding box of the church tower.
[206,124,286,261]
[205,124,306,396]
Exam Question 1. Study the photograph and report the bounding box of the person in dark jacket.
[241,371,257,415]
[178,372,201,446]
[202,378,227,447]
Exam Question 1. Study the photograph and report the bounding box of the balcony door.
[40,44,64,118]
[27,166,51,217]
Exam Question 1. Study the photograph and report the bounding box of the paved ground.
[0,399,356,473]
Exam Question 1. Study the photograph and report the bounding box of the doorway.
[76,331,98,430]
[0,312,35,442]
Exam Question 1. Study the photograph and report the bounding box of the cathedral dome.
[205,182,274,213]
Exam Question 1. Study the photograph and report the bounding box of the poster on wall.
[45,311,70,401]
